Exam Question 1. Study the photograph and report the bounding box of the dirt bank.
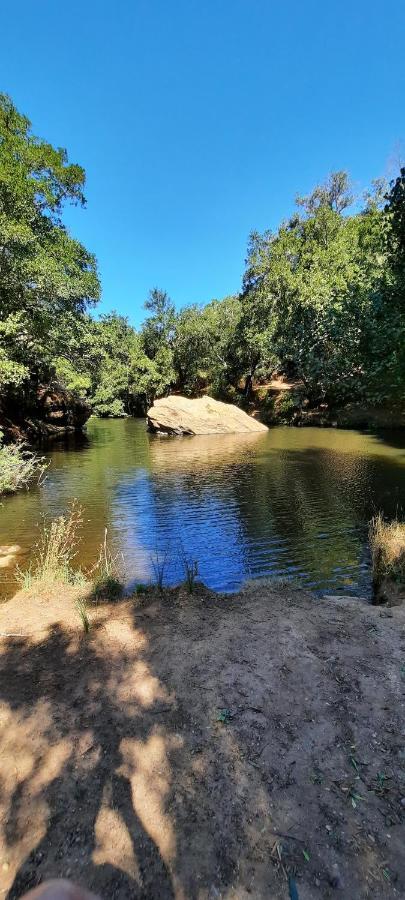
[0,583,404,899]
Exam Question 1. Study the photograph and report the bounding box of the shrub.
[0,430,46,495]
[92,573,123,602]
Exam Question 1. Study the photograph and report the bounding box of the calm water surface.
[2,418,405,597]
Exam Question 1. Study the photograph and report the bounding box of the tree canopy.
[1,93,405,425]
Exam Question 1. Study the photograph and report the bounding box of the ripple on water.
[1,419,405,598]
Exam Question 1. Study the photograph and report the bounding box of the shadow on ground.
[0,584,404,899]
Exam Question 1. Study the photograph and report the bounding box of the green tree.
[141,288,176,359]
[0,93,100,398]
[238,173,388,404]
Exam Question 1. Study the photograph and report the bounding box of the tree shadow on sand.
[1,587,404,899]
[0,616,177,899]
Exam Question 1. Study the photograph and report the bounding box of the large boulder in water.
[147,395,268,435]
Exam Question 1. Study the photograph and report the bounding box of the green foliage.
[141,287,176,359]
[92,574,124,602]
[0,429,45,494]
[235,171,402,407]
[0,93,100,402]
[76,598,91,634]
[172,296,241,396]
[2,91,405,427]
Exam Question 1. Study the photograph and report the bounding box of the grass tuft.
[180,548,199,593]
[16,500,84,589]
[151,548,169,592]
[89,528,124,602]
[369,513,405,586]
[76,598,91,634]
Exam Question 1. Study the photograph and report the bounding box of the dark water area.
[2,418,405,598]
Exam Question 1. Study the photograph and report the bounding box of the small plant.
[76,598,91,634]
[90,528,124,602]
[180,547,199,593]
[16,500,84,588]
[135,582,148,594]
[0,429,47,496]
[151,548,169,592]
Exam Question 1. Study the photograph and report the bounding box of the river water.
[1,418,405,598]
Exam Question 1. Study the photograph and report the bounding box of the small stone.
[329,863,343,889]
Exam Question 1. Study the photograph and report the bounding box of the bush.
[0,430,45,495]
[91,574,123,602]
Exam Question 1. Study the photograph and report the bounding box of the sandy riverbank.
[0,582,404,899]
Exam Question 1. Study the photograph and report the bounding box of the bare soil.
[0,582,404,899]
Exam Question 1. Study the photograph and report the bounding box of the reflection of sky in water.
[113,469,247,591]
[2,419,405,598]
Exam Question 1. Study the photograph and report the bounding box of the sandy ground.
[0,582,404,900]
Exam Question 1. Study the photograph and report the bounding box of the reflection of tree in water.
[236,447,368,590]
[146,436,405,595]
[4,419,405,599]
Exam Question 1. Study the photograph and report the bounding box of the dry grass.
[369,513,405,584]
[16,500,85,589]
[88,528,124,602]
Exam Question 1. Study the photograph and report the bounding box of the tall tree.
[0,93,100,393]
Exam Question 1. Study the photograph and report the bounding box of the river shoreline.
[1,581,404,898]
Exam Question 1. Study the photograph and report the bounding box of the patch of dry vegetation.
[16,500,85,590]
[369,513,405,586]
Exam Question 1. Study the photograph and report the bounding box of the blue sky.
[2,0,405,326]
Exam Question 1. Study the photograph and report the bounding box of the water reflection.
[1,419,405,597]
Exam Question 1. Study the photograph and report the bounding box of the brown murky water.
[1,418,405,597]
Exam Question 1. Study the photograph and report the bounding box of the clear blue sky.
[2,0,405,326]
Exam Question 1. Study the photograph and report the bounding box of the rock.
[0,545,23,569]
[1,383,91,442]
[372,576,405,607]
[147,395,268,435]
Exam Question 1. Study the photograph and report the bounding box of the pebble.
[329,863,343,889]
